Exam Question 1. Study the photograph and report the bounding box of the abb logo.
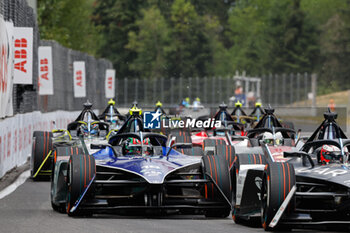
[107,76,113,89]
[40,58,49,81]
[0,44,8,93]
[76,70,83,87]
[14,38,27,73]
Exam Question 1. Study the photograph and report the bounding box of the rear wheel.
[66,153,95,216]
[203,139,226,156]
[170,128,192,144]
[215,144,235,169]
[176,146,204,156]
[202,155,231,218]
[31,131,53,180]
[261,162,295,231]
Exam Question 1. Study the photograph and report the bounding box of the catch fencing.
[116,73,316,108]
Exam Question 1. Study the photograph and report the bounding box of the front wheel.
[202,155,231,218]
[66,153,95,216]
[261,162,295,231]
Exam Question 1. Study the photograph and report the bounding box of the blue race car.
[51,131,232,217]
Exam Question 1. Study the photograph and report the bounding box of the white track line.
[0,170,31,200]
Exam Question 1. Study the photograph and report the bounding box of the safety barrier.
[0,110,84,178]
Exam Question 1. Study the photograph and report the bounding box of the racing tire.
[232,153,266,224]
[215,144,235,169]
[51,147,83,213]
[31,131,53,180]
[202,155,231,218]
[261,162,295,231]
[203,139,226,156]
[177,146,204,156]
[51,202,66,213]
[66,153,95,217]
[170,128,192,144]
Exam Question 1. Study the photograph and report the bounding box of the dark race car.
[98,98,126,130]
[232,110,350,231]
[30,101,109,181]
[191,103,245,148]
[230,108,300,225]
[51,131,232,217]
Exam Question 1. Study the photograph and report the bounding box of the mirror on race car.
[166,143,192,156]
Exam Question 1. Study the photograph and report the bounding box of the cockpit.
[108,132,167,157]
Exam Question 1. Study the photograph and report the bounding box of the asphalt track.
[0,176,346,233]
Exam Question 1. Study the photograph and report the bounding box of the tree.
[38,0,101,55]
[167,0,212,78]
[265,0,319,74]
[318,1,350,93]
[92,0,146,77]
[126,6,171,78]
[226,0,271,75]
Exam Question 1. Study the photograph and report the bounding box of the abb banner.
[73,61,86,97]
[13,27,33,84]
[38,46,53,95]
[0,16,14,118]
[0,110,81,178]
[105,69,115,98]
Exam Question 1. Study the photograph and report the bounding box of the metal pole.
[311,73,317,108]
[196,77,199,100]
[261,74,265,105]
[170,77,174,105]
[179,77,183,102]
[268,74,272,105]
[144,78,148,106]
[227,76,230,104]
[297,73,301,103]
[161,77,164,102]
[218,76,222,103]
[304,72,308,106]
[135,78,139,103]
[290,73,294,105]
[124,77,127,107]
[282,73,286,106]
[203,77,207,104]
[212,77,216,105]
[188,77,192,101]
[153,78,156,104]
[274,74,278,106]
[257,79,261,102]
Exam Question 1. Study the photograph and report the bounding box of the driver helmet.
[319,145,346,164]
[105,115,118,124]
[263,132,284,146]
[80,123,99,136]
[274,132,284,146]
[122,138,152,155]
